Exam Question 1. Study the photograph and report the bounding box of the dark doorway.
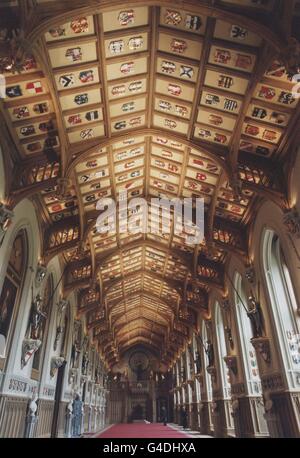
[50,361,66,438]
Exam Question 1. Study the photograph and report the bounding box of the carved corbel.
[251,337,271,365]
[21,338,41,369]
[50,356,65,378]
[224,355,238,376]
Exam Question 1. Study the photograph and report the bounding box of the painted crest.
[20,125,35,136]
[218,75,234,89]
[245,124,259,136]
[13,106,29,119]
[26,81,43,94]
[168,83,181,96]
[85,110,99,121]
[129,81,142,92]
[122,102,135,112]
[159,100,172,111]
[6,85,22,98]
[224,98,238,111]
[164,119,177,129]
[68,114,82,125]
[109,40,125,55]
[74,93,89,105]
[252,107,267,119]
[198,129,211,139]
[80,128,94,140]
[180,65,194,79]
[205,94,220,105]
[129,117,142,126]
[278,91,295,105]
[120,62,134,74]
[171,39,187,54]
[209,114,223,126]
[214,133,227,144]
[79,70,94,83]
[65,47,82,62]
[164,10,182,25]
[111,84,126,96]
[70,17,89,33]
[214,49,231,65]
[236,54,252,69]
[161,60,176,74]
[128,36,143,50]
[49,26,66,38]
[262,129,277,141]
[59,74,75,88]
[175,105,188,116]
[114,121,127,130]
[258,86,276,100]
[33,102,49,114]
[230,25,248,40]
[185,15,202,31]
[118,10,135,26]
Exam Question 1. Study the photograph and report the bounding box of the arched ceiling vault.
[1,0,299,368]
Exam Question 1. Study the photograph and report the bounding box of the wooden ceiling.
[1,0,299,368]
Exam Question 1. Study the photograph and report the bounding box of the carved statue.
[27,294,47,340]
[82,351,89,375]
[247,297,265,338]
[206,340,215,367]
[72,394,83,437]
[195,351,202,373]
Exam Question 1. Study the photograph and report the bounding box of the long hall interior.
[0,0,300,439]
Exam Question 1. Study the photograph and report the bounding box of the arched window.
[0,230,28,360]
[263,230,300,375]
[215,302,231,398]
[234,272,261,395]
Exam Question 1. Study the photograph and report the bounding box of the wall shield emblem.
[120,62,134,74]
[74,93,89,105]
[59,74,75,88]
[111,85,126,95]
[185,15,202,30]
[128,36,143,50]
[129,81,142,92]
[79,70,94,83]
[171,39,187,54]
[70,17,89,33]
[80,129,94,140]
[109,40,125,54]
[165,10,182,25]
[161,60,176,74]
[168,83,181,96]
[118,10,135,26]
[65,47,82,62]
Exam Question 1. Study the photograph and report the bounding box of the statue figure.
[82,351,89,375]
[247,297,264,338]
[206,340,215,367]
[195,351,202,373]
[27,294,47,340]
[72,394,83,437]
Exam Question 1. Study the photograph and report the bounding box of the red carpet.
[97,423,190,438]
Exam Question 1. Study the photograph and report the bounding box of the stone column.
[64,400,73,438]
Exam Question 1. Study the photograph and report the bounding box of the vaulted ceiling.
[1,0,299,368]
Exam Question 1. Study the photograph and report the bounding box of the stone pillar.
[199,401,211,435]
[87,405,92,432]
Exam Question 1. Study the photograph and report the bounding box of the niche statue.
[27,294,47,340]
[247,296,264,338]
[206,340,215,367]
